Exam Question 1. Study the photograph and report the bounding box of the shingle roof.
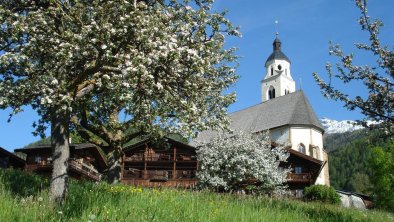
[265,50,291,66]
[192,91,323,145]
[265,37,291,66]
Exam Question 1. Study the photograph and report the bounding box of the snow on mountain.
[320,118,364,134]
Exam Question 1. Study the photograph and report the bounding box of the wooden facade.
[15,144,107,182]
[283,148,325,197]
[0,147,25,169]
[121,138,198,188]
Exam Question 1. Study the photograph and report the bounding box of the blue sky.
[1,0,393,151]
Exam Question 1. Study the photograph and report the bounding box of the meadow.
[0,169,393,222]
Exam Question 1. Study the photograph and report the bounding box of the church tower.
[261,36,296,102]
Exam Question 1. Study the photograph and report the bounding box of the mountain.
[320,118,364,134]
[325,128,390,195]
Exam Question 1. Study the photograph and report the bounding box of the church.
[194,36,330,194]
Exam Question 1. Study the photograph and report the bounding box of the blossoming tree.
[313,0,393,134]
[197,131,289,194]
[0,0,239,203]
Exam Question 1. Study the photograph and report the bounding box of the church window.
[271,67,273,76]
[309,146,314,157]
[285,69,288,75]
[278,64,282,70]
[298,143,306,154]
[268,86,276,100]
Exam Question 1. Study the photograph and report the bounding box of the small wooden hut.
[0,147,25,169]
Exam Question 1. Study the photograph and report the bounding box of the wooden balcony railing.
[123,169,196,181]
[123,153,197,162]
[287,173,312,183]
[68,160,102,181]
[25,159,102,181]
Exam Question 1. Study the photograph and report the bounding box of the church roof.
[265,37,291,66]
[192,91,324,144]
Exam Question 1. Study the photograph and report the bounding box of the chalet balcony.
[123,153,197,162]
[123,169,196,180]
[25,159,102,181]
[287,173,313,183]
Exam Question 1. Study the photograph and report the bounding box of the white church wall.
[262,58,294,102]
[289,127,312,155]
[279,75,296,95]
[270,127,289,144]
[311,128,324,161]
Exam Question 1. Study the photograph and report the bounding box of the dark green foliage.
[0,169,49,197]
[369,141,394,212]
[324,129,369,152]
[24,132,86,148]
[326,129,389,194]
[304,185,340,205]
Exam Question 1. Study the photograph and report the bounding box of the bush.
[304,185,340,205]
[197,131,289,194]
[0,169,49,197]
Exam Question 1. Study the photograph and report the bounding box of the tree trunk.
[106,147,123,184]
[50,110,70,205]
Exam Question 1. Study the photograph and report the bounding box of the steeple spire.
[262,33,295,102]
[273,37,281,51]
[273,20,281,51]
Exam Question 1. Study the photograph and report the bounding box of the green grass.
[0,169,393,222]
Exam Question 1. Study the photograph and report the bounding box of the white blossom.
[197,131,290,194]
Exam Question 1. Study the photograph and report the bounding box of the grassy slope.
[0,169,393,222]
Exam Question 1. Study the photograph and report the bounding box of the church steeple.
[273,36,281,51]
[261,36,296,102]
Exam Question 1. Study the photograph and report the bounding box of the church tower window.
[271,67,273,76]
[278,65,282,70]
[268,86,276,99]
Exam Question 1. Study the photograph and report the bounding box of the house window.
[295,166,303,174]
[35,156,42,164]
[298,143,306,154]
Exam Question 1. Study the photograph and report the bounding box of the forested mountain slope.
[325,130,388,194]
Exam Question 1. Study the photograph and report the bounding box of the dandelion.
[37,197,43,202]
[89,214,96,220]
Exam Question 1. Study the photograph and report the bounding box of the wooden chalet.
[15,144,107,182]
[121,137,198,188]
[0,147,25,169]
[284,148,325,197]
